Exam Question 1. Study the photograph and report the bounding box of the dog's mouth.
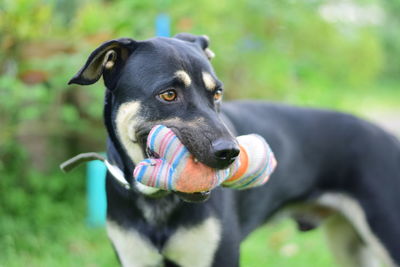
[135,131,150,156]
[133,131,210,203]
[175,191,211,202]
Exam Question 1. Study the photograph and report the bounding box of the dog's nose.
[211,138,240,168]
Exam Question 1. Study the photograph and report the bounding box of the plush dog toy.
[134,125,277,193]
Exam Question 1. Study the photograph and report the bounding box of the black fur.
[70,34,400,266]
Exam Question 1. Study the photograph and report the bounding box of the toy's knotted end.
[222,134,277,189]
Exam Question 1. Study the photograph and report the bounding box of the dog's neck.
[106,138,182,224]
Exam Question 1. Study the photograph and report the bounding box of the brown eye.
[159,90,177,102]
[214,89,223,102]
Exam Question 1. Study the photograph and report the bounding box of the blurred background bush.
[0,0,399,266]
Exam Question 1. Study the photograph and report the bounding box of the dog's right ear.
[174,33,215,60]
[68,38,136,88]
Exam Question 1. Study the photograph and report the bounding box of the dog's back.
[223,100,400,265]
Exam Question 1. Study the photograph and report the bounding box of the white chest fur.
[107,220,163,267]
[107,217,221,267]
[162,217,221,267]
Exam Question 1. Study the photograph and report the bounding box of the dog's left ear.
[68,38,136,88]
[174,33,215,60]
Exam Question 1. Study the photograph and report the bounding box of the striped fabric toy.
[222,134,276,189]
[134,125,277,193]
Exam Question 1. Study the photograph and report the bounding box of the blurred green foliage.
[0,0,399,265]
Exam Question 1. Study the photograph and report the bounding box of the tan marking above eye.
[202,72,216,91]
[175,70,192,87]
[204,48,215,60]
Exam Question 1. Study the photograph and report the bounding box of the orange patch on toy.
[224,145,248,183]
[175,155,217,193]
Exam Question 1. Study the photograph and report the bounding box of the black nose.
[211,138,240,168]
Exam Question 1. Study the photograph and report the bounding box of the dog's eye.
[159,90,177,102]
[214,89,223,102]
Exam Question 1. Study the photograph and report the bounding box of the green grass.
[0,225,115,267]
[0,181,336,267]
[241,221,335,267]
[0,171,117,267]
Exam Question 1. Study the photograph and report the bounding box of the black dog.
[68,33,400,266]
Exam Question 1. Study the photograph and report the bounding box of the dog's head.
[69,34,239,198]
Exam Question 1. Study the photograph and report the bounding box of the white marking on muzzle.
[115,101,145,163]
[115,101,160,195]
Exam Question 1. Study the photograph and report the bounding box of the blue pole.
[156,13,170,37]
[87,159,107,226]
